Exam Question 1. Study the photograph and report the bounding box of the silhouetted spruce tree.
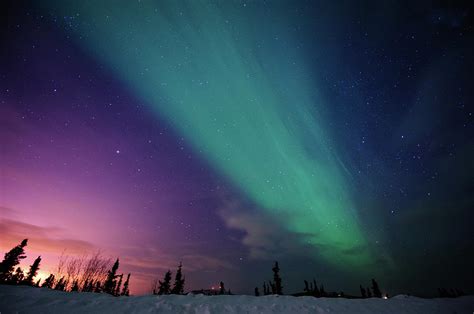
[254,287,260,296]
[263,282,268,295]
[219,281,226,295]
[272,261,282,295]
[24,256,41,286]
[360,285,367,298]
[35,278,41,287]
[121,273,130,296]
[11,267,24,284]
[103,258,119,295]
[42,274,55,288]
[115,274,123,296]
[158,270,172,295]
[171,263,185,294]
[371,279,382,298]
[0,239,28,283]
[304,280,309,293]
[366,286,372,297]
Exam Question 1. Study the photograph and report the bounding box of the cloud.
[180,254,234,272]
[217,196,397,273]
[0,206,16,217]
[341,245,369,256]
[217,198,313,260]
[119,246,234,275]
[0,217,96,255]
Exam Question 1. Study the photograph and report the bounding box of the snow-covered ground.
[1,285,473,314]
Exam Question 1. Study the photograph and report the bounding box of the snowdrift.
[1,285,473,314]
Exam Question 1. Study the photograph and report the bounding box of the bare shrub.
[53,250,112,291]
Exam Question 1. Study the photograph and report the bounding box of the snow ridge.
[1,285,473,314]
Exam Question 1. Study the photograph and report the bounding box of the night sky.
[1,0,473,296]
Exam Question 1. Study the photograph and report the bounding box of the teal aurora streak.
[46,1,377,269]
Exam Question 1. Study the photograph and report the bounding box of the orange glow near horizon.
[34,270,51,283]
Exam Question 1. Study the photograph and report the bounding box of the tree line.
[254,261,388,299]
[255,261,466,298]
[150,262,235,296]
[1,239,466,298]
[150,262,185,295]
[0,239,130,296]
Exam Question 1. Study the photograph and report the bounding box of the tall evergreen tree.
[254,287,260,296]
[103,258,119,295]
[304,280,309,293]
[272,261,283,295]
[0,239,28,282]
[366,286,372,298]
[24,256,41,286]
[121,273,131,296]
[371,278,382,298]
[158,270,172,295]
[360,285,367,298]
[171,263,185,294]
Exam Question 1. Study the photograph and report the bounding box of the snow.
[1,285,473,314]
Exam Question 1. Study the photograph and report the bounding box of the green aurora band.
[46,1,376,269]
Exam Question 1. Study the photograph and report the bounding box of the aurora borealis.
[42,0,374,268]
[1,0,473,296]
